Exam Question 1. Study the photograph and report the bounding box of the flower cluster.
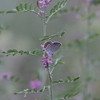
[38,10,45,16]
[37,0,51,8]
[41,54,52,68]
[29,79,42,89]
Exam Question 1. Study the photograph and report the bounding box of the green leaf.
[64,91,79,99]
[40,30,65,41]
[53,56,63,67]
[59,9,68,13]
[53,79,63,83]
[40,86,49,92]
[31,49,43,56]
[23,51,30,54]
[50,8,54,15]
[73,76,80,81]
[56,2,60,9]
[67,76,73,81]
[59,1,65,8]
[14,88,39,95]
[29,4,32,10]
[16,6,20,11]
[1,3,38,15]
[14,92,17,95]
[40,87,46,92]
[53,76,79,85]
[34,5,37,11]
[7,10,17,13]
[46,0,69,22]
[33,88,38,92]
[2,49,43,57]
[24,3,28,10]
[19,3,23,10]
[0,11,5,14]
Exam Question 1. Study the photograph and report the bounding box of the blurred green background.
[0,0,100,100]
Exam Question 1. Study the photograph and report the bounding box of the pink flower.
[38,0,51,8]
[38,10,45,16]
[40,43,53,68]
[40,45,44,48]
[0,72,11,83]
[41,54,52,68]
[29,80,42,89]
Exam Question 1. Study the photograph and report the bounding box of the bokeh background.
[0,0,100,100]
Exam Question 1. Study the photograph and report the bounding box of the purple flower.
[41,44,53,68]
[29,80,42,89]
[0,72,11,83]
[37,0,51,8]
[38,10,45,16]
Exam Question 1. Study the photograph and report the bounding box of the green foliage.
[39,86,49,92]
[2,49,43,57]
[50,56,64,68]
[0,11,5,14]
[59,9,68,13]
[89,33,99,39]
[14,75,80,98]
[46,0,69,23]
[92,0,100,5]
[53,76,80,85]
[14,88,38,95]
[63,91,79,99]
[50,6,80,20]
[67,76,73,81]
[39,30,65,41]
[14,88,50,98]
[0,3,38,15]
[55,88,80,100]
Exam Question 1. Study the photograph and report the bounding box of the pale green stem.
[82,3,91,100]
[43,20,47,36]
[43,8,53,100]
[47,68,53,100]
[43,8,47,36]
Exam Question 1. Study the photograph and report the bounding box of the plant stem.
[82,3,91,100]
[47,68,53,100]
[43,8,47,36]
[43,21,47,36]
[42,8,53,100]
